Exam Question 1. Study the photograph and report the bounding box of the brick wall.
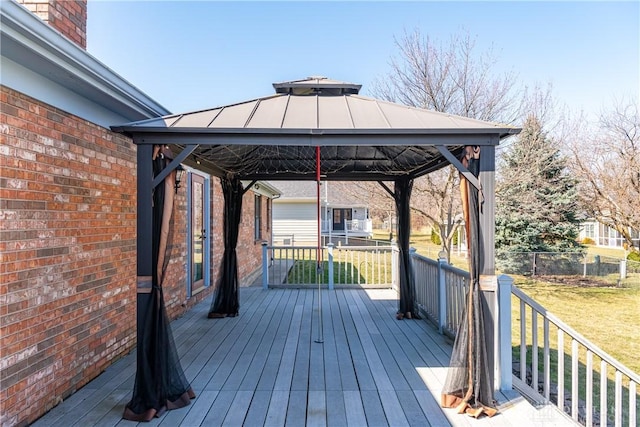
[160,189,189,320]
[0,86,136,426]
[237,192,267,282]
[0,86,272,425]
[17,0,87,49]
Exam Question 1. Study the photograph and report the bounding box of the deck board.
[31,287,577,427]
[325,391,347,426]
[343,390,368,426]
[264,389,289,426]
[291,290,313,391]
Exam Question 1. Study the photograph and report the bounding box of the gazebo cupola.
[272,76,362,96]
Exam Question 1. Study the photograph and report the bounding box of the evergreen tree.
[496,116,583,270]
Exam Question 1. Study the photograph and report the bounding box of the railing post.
[391,239,398,291]
[327,243,334,290]
[409,246,417,309]
[437,252,447,334]
[344,219,349,245]
[497,274,514,391]
[262,241,269,290]
[620,258,627,280]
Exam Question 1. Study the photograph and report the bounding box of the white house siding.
[579,221,640,249]
[272,201,318,245]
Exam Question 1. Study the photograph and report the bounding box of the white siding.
[272,201,318,245]
[352,207,368,221]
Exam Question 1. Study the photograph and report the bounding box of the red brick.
[1,79,272,425]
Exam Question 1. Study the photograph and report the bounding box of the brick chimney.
[17,0,87,49]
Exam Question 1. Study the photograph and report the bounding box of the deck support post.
[479,143,497,393]
[327,243,334,290]
[136,144,153,336]
[262,241,269,290]
[497,274,513,391]
[437,253,447,334]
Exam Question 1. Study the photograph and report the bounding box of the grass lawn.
[513,277,640,375]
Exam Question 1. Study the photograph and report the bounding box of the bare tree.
[570,98,640,252]
[331,181,396,232]
[370,29,519,121]
[367,29,520,261]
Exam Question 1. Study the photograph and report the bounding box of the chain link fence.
[496,251,640,287]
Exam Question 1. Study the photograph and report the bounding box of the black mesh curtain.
[208,175,243,318]
[124,146,195,421]
[394,177,416,319]
[441,146,497,418]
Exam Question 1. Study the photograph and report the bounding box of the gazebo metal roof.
[112,77,519,181]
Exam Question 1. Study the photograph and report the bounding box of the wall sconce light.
[174,164,185,194]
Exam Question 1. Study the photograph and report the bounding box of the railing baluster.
[601,361,607,427]
[544,318,550,400]
[558,330,565,412]
[520,300,526,382]
[350,250,354,282]
[343,249,347,281]
[615,370,622,427]
[586,350,593,427]
[532,310,538,393]
[571,339,578,421]
[629,381,636,427]
[364,251,368,285]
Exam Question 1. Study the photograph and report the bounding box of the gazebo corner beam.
[151,144,199,189]
[436,145,481,191]
[378,181,394,198]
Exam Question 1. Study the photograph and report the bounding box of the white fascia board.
[1,56,137,126]
[0,0,169,125]
[241,180,282,198]
[273,197,315,204]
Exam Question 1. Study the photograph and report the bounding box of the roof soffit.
[1,0,169,121]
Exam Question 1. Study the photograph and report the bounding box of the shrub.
[496,250,533,275]
[581,237,595,245]
[628,250,640,262]
[452,229,459,246]
[430,228,441,245]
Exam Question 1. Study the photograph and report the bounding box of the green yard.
[513,278,640,375]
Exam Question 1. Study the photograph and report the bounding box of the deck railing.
[412,251,639,426]
[262,243,397,289]
[512,286,639,426]
[411,252,469,338]
[345,219,373,233]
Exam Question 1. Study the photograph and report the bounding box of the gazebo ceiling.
[112,77,520,181]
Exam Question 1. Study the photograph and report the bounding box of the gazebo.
[112,76,520,420]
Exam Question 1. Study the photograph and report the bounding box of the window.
[583,223,595,239]
[266,198,271,231]
[254,194,262,240]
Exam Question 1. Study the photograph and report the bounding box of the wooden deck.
[32,287,577,427]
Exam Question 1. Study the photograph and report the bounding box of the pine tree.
[496,116,583,271]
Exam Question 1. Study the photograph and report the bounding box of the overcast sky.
[87,1,639,120]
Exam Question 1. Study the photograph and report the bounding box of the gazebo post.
[136,143,154,328]
[478,143,498,393]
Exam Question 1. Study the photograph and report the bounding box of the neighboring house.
[271,181,373,245]
[579,220,640,249]
[0,2,276,425]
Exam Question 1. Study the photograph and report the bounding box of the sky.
[86,1,639,120]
